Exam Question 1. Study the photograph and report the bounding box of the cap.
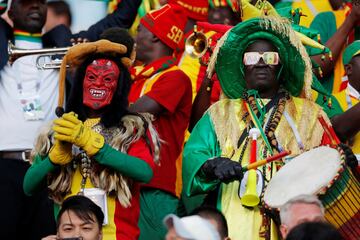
[164,214,221,240]
[140,4,187,50]
[343,40,360,65]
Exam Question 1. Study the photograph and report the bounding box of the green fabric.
[274,2,292,10]
[315,92,343,118]
[310,11,337,92]
[312,75,343,118]
[23,155,58,196]
[138,189,179,240]
[23,143,153,196]
[95,144,153,183]
[183,113,221,197]
[277,6,301,25]
[343,40,360,65]
[215,17,307,99]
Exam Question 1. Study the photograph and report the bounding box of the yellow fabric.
[292,0,333,27]
[67,169,116,240]
[333,90,360,154]
[66,117,115,239]
[53,113,105,156]
[178,31,216,101]
[141,66,181,96]
[208,97,325,240]
[48,140,73,165]
[332,9,347,93]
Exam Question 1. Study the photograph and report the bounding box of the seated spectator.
[191,206,230,240]
[164,214,221,240]
[280,194,325,239]
[286,221,343,240]
[42,195,104,240]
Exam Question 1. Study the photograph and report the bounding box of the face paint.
[83,59,120,110]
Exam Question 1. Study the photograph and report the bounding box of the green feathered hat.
[208,16,313,99]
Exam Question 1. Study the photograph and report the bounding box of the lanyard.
[13,58,41,95]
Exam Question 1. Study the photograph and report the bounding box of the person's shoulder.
[208,98,243,112]
[159,66,192,86]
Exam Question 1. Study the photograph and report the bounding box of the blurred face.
[135,24,155,64]
[208,7,239,26]
[9,0,47,33]
[244,39,282,98]
[57,210,102,240]
[83,59,120,110]
[330,0,345,10]
[280,203,325,238]
[44,7,70,32]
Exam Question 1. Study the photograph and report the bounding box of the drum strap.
[237,92,285,149]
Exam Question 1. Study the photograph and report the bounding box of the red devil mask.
[83,59,120,110]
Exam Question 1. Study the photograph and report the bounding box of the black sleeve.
[72,0,142,41]
[42,24,72,48]
[0,18,12,71]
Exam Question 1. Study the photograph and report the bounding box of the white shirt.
[0,39,59,150]
[348,83,360,100]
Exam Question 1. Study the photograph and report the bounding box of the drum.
[264,146,360,239]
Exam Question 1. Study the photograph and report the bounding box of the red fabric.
[140,4,188,50]
[133,56,177,81]
[168,0,208,21]
[114,136,155,240]
[196,21,232,34]
[128,66,192,196]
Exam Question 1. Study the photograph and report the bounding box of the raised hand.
[53,112,104,156]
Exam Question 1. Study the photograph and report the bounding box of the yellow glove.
[48,140,73,165]
[53,112,104,156]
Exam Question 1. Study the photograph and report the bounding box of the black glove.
[201,157,244,184]
[339,143,358,169]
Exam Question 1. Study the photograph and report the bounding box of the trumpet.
[185,30,208,58]
[8,41,69,69]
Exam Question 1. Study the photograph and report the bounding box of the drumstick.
[242,151,291,171]
[318,116,340,144]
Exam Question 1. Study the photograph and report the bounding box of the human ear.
[280,224,288,239]
[345,64,352,76]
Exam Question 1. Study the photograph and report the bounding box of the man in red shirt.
[128,4,192,240]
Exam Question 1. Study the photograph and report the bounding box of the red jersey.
[129,57,192,196]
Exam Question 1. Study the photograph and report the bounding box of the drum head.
[264,146,341,208]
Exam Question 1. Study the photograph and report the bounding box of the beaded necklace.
[74,118,100,194]
[237,91,288,176]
